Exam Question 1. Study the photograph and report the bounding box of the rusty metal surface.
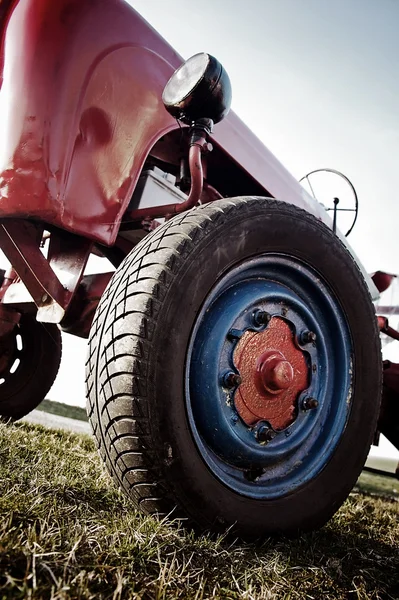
[233,317,309,430]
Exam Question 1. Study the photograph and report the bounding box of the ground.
[0,422,398,600]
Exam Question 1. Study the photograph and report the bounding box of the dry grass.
[0,421,398,599]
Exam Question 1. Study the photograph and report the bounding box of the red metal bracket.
[0,220,92,323]
[377,316,399,342]
[60,272,112,338]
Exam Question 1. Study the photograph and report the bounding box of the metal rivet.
[301,330,317,344]
[255,423,276,444]
[252,309,271,327]
[302,397,319,411]
[41,293,48,303]
[281,307,288,316]
[222,372,242,389]
[312,364,317,373]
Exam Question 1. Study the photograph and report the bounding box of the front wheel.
[86,197,381,537]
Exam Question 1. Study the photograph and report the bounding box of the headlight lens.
[163,53,209,106]
[162,53,231,125]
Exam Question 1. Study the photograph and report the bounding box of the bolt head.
[255,423,276,444]
[252,309,271,327]
[223,372,242,389]
[301,330,317,344]
[302,397,319,411]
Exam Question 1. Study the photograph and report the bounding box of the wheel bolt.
[302,397,319,411]
[255,423,276,444]
[253,309,271,327]
[223,372,242,388]
[301,330,317,344]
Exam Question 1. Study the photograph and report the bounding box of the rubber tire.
[0,315,62,420]
[86,197,381,537]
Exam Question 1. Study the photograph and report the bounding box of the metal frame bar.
[0,220,92,323]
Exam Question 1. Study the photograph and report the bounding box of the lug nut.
[223,372,242,389]
[253,309,271,327]
[301,330,317,344]
[255,423,276,444]
[302,397,319,411]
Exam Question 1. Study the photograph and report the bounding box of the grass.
[0,423,398,600]
[35,400,88,422]
[355,470,399,499]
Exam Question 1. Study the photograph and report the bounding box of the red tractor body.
[0,0,396,537]
[0,0,332,243]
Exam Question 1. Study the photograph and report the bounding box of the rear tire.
[0,315,62,420]
[86,197,381,537]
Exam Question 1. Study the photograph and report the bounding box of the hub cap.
[185,255,352,499]
[233,318,308,429]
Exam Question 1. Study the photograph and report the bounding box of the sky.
[130,0,399,272]
[2,0,399,458]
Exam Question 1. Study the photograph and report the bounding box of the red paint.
[257,350,294,394]
[377,315,399,342]
[0,0,330,247]
[233,318,309,430]
[372,271,396,294]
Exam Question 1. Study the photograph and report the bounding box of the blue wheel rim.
[185,254,353,499]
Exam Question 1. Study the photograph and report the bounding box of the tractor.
[0,0,397,537]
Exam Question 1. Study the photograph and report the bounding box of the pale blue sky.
[131,0,399,272]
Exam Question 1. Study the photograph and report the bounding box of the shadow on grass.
[36,479,399,597]
[281,526,399,598]
[1,422,398,599]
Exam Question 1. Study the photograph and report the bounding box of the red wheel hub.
[233,317,309,430]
